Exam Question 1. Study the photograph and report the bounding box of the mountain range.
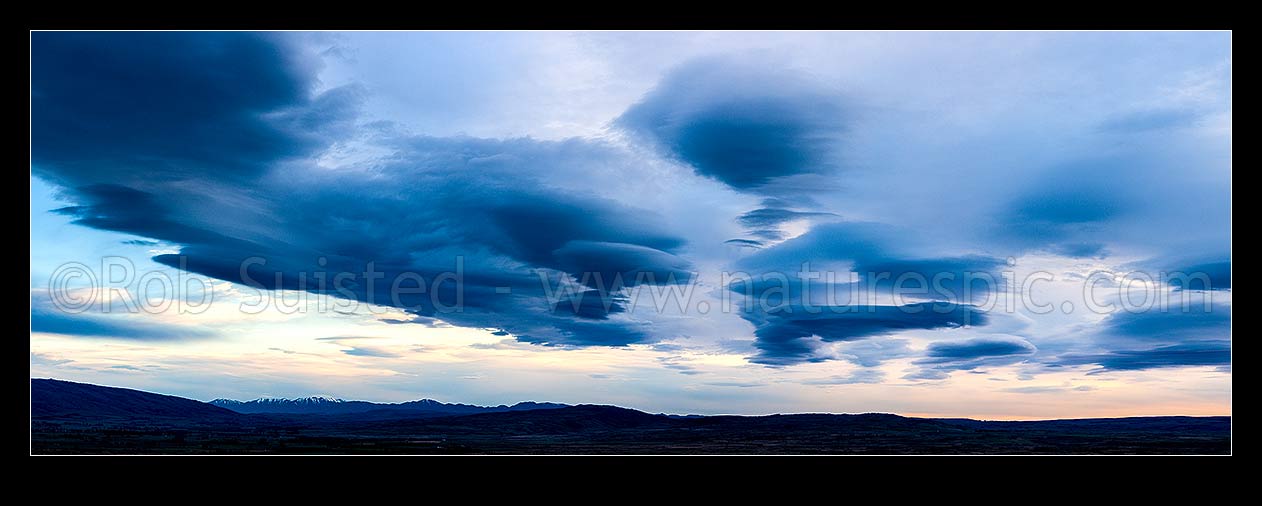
[30,378,1232,454]
[209,395,566,415]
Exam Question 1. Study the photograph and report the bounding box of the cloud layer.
[31,32,1231,382]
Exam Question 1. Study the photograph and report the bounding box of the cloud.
[736,207,836,229]
[993,156,1162,261]
[1101,299,1230,343]
[1167,260,1231,291]
[28,33,1232,378]
[1100,108,1202,132]
[728,223,1006,364]
[724,239,764,249]
[1056,342,1230,372]
[704,381,765,388]
[31,32,352,187]
[1046,242,1108,259]
[617,57,847,190]
[728,205,838,247]
[857,256,1007,301]
[903,369,951,381]
[31,33,710,349]
[907,336,1037,379]
[53,184,240,246]
[747,303,987,365]
[30,353,73,367]
[658,356,703,375]
[551,240,693,289]
[140,136,694,345]
[30,305,215,341]
[994,150,1230,263]
[1004,160,1126,252]
[1051,298,1231,372]
[737,222,1006,299]
[1003,385,1094,394]
[317,336,402,358]
[340,346,402,358]
[834,339,913,367]
[553,290,627,320]
[723,220,1004,365]
[268,347,322,357]
[922,337,1037,361]
[803,369,885,385]
[516,319,656,347]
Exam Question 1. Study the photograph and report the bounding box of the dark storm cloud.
[29,33,1231,375]
[31,31,352,186]
[746,303,987,366]
[617,58,847,190]
[922,337,1037,360]
[31,32,691,348]
[1047,242,1108,259]
[551,241,693,289]
[138,137,689,343]
[53,184,241,247]
[1165,260,1231,291]
[516,319,654,347]
[553,290,628,320]
[726,221,1004,365]
[906,336,1037,379]
[484,194,686,268]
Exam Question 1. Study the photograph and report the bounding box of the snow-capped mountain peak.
[293,395,343,403]
[208,395,569,415]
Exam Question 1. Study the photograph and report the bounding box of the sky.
[29,31,1231,419]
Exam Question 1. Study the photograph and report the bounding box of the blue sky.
[30,31,1230,418]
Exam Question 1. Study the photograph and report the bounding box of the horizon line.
[29,377,1232,422]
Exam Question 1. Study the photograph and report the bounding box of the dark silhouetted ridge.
[31,378,238,420]
[30,379,1230,454]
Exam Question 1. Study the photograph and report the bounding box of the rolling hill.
[29,378,1232,454]
[31,378,239,421]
